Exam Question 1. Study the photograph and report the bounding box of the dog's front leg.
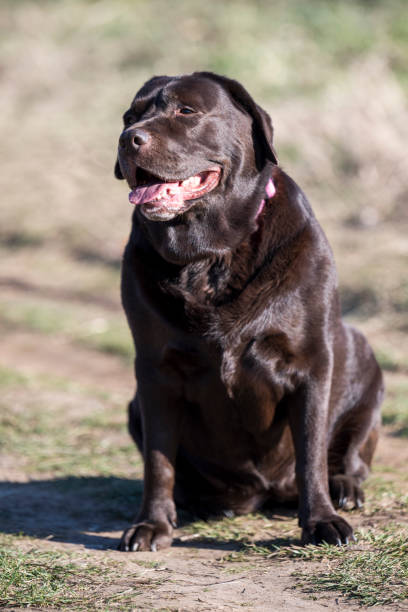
[289,366,354,546]
[119,377,183,552]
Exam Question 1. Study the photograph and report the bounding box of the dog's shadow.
[0,476,143,550]
[0,477,298,551]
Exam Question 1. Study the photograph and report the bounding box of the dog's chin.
[138,199,195,222]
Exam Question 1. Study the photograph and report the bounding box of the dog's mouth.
[128,167,221,217]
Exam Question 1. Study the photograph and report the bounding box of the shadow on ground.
[0,476,143,549]
[0,476,299,552]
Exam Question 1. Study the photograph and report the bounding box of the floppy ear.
[114,158,124,180]
[197,72,278,169]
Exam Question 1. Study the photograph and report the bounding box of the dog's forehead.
[165,76,222,107]
[133,75,225,110]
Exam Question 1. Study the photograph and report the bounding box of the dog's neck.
[255,177,276,220]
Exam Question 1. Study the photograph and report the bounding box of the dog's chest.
[160,330,298,436]
[153,258,305,433]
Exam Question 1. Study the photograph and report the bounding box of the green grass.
[0,546,101,608]
[375,349,402,372]
[0,398,138,477]
[0,298,133,362]
[0,367,29,388]
[0,365,100,396]
[182,512,297,547]
[365,474,400,499]
[293,528,408,607]
[0,366,138,477]
[374,344,408,374]
[0,535,145,609]
[382,382,408,436]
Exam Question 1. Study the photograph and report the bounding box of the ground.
[1,0,408,608]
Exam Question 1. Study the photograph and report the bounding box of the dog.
[114,72,383,552]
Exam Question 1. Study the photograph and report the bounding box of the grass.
[0,367,29,388]
[382,382,408,436]
[293,528,408,607]
[0,545,102,608]
[375,348,402,372]
[0,365,117,402]
[0,397,138,477]
[0,297,133,362]
[182,512,298,547]
[0,535,146,609]
[0,365,138,477]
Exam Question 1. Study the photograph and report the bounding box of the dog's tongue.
[129,173,209,208]
[129,181,183,206]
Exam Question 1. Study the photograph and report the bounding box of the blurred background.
[1,0,407,478]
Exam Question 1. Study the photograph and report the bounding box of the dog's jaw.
[129,167,222,221]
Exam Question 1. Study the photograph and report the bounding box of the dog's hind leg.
[128,395,143,453]
[328,345,384,510]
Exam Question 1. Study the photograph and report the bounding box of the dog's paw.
[301,514,354,546]
[329,474,364,510]
[118,519,174,552]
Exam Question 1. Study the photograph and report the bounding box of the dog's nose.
[132,129,150,147]
[119,128,151,150]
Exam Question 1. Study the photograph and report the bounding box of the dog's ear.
[114,158,124,180]
[197,72,278,169]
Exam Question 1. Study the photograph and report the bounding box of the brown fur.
[115,72,384,551]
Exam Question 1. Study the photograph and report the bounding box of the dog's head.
[116,72,278,263]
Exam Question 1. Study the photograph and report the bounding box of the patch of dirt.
[376,427,408,472]
[0,327,133,395]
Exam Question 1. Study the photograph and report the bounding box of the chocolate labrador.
[114,72,383,552]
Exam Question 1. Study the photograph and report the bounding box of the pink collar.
[255,177,276,219]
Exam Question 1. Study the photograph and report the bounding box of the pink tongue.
[129,181,183,206]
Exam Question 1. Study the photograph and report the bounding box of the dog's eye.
[123,114,135,127]
[177,107,195,115]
